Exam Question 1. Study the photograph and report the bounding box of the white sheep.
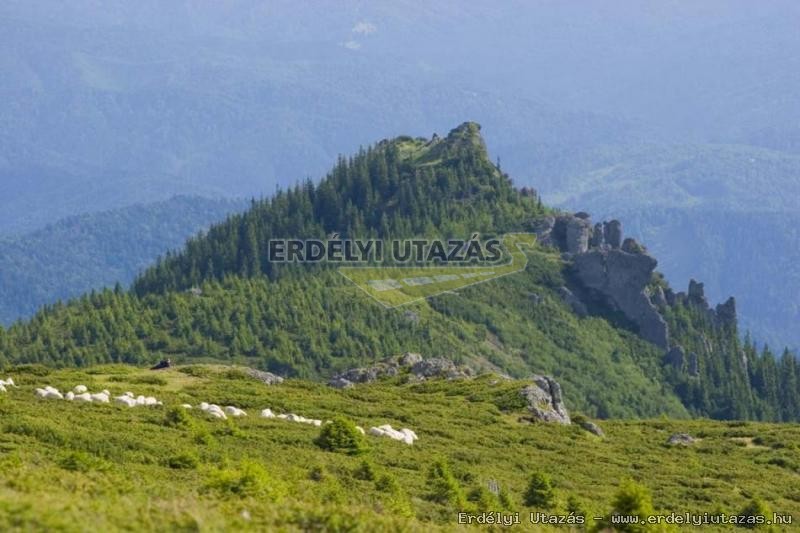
[0,384,6,393]
[115,396,137,407]
[65,391,75,401]
[200,403,228,420]
[355,426,366,435]
[101,389,110,396]
[369,424,417,445]
[0,378,15,388]
[36,386,63,400]
[73,385,88,394]
[180,404,193,409]
[224,406,247,417]
[260,408,276,419]
[144,396,158,406]
[91,392,110,403]
[74,392,92,402]
[400,428,418,443]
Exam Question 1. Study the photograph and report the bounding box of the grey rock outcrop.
[666,433,695,446]
[688,352,700,377]
[571,244,670,348]
[520,375,571,424]
[244,368,284,386]
[530,216,556,246]
[411,357,472,380]
[604,220,623,249]
[529,211,738,349]
[399,352,423,366]
[328,353,471,388]
[688,279,709,308]
[664,346,686,370]
[651,286,668,309]
[565,217,592,254]
[715,297,737,328]
[579,420,605,437]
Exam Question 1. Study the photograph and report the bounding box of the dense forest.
[1,123,799,422]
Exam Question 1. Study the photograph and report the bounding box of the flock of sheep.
[182,404,418,444]
[3,376,419,445]
[31,383,163,407]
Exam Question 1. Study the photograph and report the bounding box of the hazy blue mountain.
[0,196,246,325]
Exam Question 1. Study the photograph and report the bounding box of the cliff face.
[534,212,737,352]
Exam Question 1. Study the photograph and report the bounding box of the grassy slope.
[0,365,798,531]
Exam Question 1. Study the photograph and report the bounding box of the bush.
[353,460,377,481]
[599,479,657,532]
[524,472,555,508]
[167,452,199,470]
[375,473,401,493]
[205,460,285,500]
[163,407,193,428]
[308,465,326,481]
[58,451,109,472]
[427,459,467,508]
[314,417,367,455]
[737,498,771,529]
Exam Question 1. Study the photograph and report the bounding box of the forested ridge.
[0,196,246,326]
[1,123,798,421]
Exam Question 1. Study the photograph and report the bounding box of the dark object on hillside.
[150,359,172,370]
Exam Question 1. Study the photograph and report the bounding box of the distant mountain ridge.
[0,195,246,325]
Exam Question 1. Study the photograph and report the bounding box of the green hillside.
[0,196,246,326]
[0,364,797,531]
[0,123,798,424]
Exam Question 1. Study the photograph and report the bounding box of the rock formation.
[328,353,472,388]
[520,375,571,424]
[534,211,738,352]
[570,238,669,348]
[664,346,686,370]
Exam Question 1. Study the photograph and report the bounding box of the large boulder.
[520,375,571,424]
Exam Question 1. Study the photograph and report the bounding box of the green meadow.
[0,364,797,531]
